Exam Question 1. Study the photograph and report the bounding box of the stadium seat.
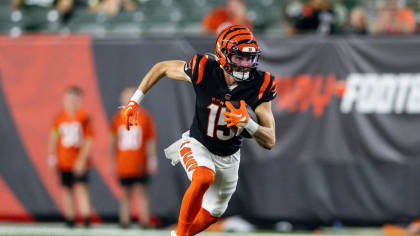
[141,22,177,35]
[176,22,201,35]
[66,10,108,35]
[106,11,143,36]
[19,7,61,32]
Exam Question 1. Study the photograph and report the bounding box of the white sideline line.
[0,225,310,236]
[0,224,382,236]
[0,225,163,236]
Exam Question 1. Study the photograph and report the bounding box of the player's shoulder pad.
[204,53,218,62]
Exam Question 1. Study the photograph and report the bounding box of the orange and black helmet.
[215,25,261,81]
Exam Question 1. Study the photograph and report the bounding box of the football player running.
[121,25,276,236]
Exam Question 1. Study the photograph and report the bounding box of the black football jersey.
[184,54,276,156]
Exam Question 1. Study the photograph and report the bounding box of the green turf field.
[0,223,384,236]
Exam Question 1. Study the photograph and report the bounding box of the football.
[225,101,256,139]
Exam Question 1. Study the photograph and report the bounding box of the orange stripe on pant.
[183,154,194,164]
[179,147,198,173]
[180,141,191,149]
[180,147,192,157]
[185,160,197,170]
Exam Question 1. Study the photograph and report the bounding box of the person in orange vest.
[201,0,252,35]
[48,86,93,227]
[110,86,157,228]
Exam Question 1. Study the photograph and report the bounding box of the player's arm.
[146,139,158,174]
[108,133,117,175]
[138,60,191,94]
[225,100,275,150]
[252,101,276,149]
[121,60,190,130]
[47,129,59,167]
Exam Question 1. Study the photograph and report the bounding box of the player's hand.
[121,101,139,130]
[223,100,249,128]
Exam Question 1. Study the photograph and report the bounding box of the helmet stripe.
[222,30,251,48]
[220,27,248,48]
[219,26,246,43]
[226,33,251,43]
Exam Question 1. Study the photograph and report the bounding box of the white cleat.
[170,230,177,236]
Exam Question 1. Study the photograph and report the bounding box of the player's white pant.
[164,131,240,217]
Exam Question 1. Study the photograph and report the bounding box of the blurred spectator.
[109,86,157,228]
[89,0,137,16]
[12,0,54,9]
[12,0,73,15]
[343,6,368,34]
[370,0,417,34]
[289,0,337,34]
[201,0,252,35]
[12,0,75,26]
[48,86,93,228]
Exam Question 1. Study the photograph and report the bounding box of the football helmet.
[215,25,261,81]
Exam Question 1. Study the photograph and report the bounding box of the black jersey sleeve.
[255,72,277,108]
[184,54,209,85]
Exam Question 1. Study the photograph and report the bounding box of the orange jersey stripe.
[270,79,277,92]
[191,54,197,77]
[196,55,208,85]
[258,72,271,99]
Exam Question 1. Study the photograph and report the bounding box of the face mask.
[232,71,250,81]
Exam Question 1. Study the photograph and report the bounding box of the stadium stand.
[1,0,420,36]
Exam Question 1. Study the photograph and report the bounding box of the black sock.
[65,219,75,228]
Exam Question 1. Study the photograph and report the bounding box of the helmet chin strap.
[232,71,250,81]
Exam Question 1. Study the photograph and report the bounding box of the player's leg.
[119,178,133,228]
[74,172,91,227]
[177,166,215,236]
[60,172,75,227]
[189,152,240,235]
[136,177,153,227]
[188,208,220,235]
[173,136,216,236]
